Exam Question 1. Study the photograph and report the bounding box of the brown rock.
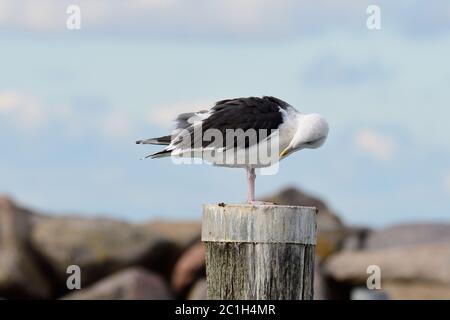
[262,187,348,259]
[0,196,52,299]
[261,186,343,230]
[0,196,30,245]
[187,278,207,300]
[324,242,450,285]
[171,242,205,297]
[340,227,371,251]
[30,214,182,291]
[63,267,172,300]
[383,281,450,300]
[144,220,201,247]
[365,223,450,250]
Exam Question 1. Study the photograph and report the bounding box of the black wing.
[183,96,290,149]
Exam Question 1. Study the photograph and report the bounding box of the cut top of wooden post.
[202,204,317,245]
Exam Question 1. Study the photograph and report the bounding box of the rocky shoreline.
[1,188,449,300]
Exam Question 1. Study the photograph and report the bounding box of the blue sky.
[0,0,449,226]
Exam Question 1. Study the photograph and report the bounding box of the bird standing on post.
[137,96,329,204]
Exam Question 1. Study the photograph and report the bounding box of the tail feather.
[142,149,172,159]
[136,135,171,145]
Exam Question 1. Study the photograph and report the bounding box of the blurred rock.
[0,196,52,299]
[365,224,450,250]
[340,227,371,251]
[324,242,450,285]
[171,241,205,297]
[30,214,182,293]
[262,187,349,259]
[0,196,30,245]
[314,257,355,300]
[63,267,172,300]
[262,186,342,229]
[144,220,201,247]
[382,282,450,300]
[187,278,207,300]
[0,248,52,299]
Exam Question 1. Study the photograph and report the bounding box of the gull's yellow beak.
[279,147,291,159]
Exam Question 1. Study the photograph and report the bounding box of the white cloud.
[147,99,214,128]
[98,111,134,141]
[1,0,447,37]
[0,91,137,141]
[0,0,13,24]
[21,0,61,31]
[0,91,47,130]
[133,0,176,8]
[354,129,396,161]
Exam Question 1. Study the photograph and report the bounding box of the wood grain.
[202,204,317,300]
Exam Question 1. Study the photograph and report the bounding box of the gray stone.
[187,278,207,300]
[30,214,181,289]
[261,186,343,231]
[365,223,450,250]
[382,281,450,300]
[63,267,172,300]
[262,187,348,259]
[171,241,205,297]
[325,242,450,285]
[0,196,52,299]
[144,220,201,247]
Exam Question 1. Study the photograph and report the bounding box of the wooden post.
[202,204,317,300]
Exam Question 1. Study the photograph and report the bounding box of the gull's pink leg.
[246,167,256,203]
[246,168,275,205]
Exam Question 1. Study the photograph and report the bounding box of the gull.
[137,96,329,204]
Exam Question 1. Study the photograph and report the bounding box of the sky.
[0,0,449,226]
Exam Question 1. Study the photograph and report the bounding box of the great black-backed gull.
[137,96,329,204]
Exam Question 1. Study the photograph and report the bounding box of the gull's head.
[280,113,329,158]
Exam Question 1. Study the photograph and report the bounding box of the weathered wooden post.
[202,204,317,300]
